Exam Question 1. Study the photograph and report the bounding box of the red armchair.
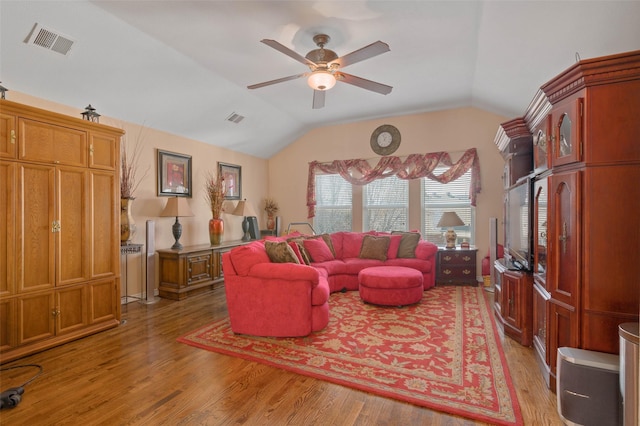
[222,242,330,337]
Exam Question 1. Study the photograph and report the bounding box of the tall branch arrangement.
[205,171,228,219]
[120,126,150,198]
[263,197,279,216]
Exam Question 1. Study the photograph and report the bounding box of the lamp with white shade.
[232,199,258,241]
[160,196,194,250]
[437,211,465,249]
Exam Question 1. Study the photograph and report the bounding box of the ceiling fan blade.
[260,39,317,67]
[331,41,390,68]
[247,73,307,89]
[338,72,393,95]
[312,90,325,109]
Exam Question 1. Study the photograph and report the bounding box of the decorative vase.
[209,217,224,246]
[266,214,275,231]
[120,197,136,245]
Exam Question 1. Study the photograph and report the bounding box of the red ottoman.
[358,266,423,307]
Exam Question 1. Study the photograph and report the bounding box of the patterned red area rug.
[178,286,523,425]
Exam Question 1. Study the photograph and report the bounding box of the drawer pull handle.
[10,129,16,144]
[443,255,451,261]
[463,269,471,275]
[443,269,451,275]
[463,256,470,261]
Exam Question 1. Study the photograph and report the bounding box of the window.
[363,175,408,232]
[422,167,474,246]
[313,174,352,233]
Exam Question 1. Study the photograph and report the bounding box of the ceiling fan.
[247,34,392,109]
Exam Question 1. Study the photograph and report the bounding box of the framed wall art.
[218,162,241,200]
[157,149,192,197]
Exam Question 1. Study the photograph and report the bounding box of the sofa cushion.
[303,238,335,262]
[342,232,366,258]
[265,241,300,264]
[392,231,421,258]
[359,235,390,261]
[229,241,270,276]
[377,233,403,259]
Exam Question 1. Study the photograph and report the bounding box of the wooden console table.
[157,240,247,300]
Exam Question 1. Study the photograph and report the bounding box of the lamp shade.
[307,71,336,91]
[437,211,465,228]
[232,199,257,217]
[160,196,194,218]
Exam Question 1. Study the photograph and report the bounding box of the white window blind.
[313,174,352,233]
[363,175,408,232]
[422,166,474,246]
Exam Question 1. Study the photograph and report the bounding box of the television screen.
[505,177,533,271]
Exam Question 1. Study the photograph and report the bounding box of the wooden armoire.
[497,50,640,389]
[1,99,123,363]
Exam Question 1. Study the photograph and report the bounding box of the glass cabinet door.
[533,116,550,172]
[534,176,548,285]
[551,97,583,167]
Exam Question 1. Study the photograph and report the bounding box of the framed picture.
[218,162,241,200]
[157,150,192,197]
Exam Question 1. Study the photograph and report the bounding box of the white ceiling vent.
[25,23,75,56]
[226,112,245,124]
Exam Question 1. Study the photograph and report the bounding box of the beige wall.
[269,107,509,274]
[10,92,508,289]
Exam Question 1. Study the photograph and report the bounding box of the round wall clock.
[370,124,401,155]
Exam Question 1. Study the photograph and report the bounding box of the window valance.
[307,148,481,218]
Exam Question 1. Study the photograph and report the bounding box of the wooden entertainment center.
[494,50,640,389]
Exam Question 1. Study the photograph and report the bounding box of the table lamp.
[437,211,465,249]
[232,199,258,241]
[160,196,194,250]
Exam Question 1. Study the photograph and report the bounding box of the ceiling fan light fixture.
[307,71,336,91]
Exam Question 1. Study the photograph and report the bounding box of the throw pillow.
[288,241,305,264]
[265,241,300,264]
[303,238,335,262]
[392,231,421,258]
[359,235,390,261]
[342,232,366,258]
[286,237,311,264]
[306,233,336,257]
[377,233,403,259]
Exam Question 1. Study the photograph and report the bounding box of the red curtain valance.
[306,148,481,218]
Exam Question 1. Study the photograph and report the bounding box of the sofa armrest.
[415,240,438,259]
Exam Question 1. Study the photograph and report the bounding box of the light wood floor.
[0,286,563,425]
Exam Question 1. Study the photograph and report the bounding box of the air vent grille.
[26,23,75,56]
[226,113,245,124]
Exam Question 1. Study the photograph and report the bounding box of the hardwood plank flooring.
[0,287,563,425]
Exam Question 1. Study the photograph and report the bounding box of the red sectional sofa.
[221,231,438,337]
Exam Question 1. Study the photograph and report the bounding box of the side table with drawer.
[436,247,478,285]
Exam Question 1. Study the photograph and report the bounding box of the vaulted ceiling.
[1,1,639,158]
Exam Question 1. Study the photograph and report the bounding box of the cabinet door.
[533,115,551,172]
[548,171,581,307]
[89,279,117,324]
[89,131,118,170]
[548,300,579,379]
[56,284,88,335]
[532,282,549,365]
[493,265,503,317]
[18,292,55,345]
[551,97,583,167]
[533,176,548,287]
[186,253,213,285]
[17,163,55,293]
[56,167,89,286]
[0,298,16,352]
[89,170,118,279]
[502,272,520,329]
[0,112,17,159]
[19,118,87,167]
[0,161,16,296]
